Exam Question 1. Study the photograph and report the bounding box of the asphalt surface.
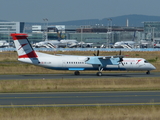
[0,91,160,108]
[0,72,159,108]
[0,72,159,80]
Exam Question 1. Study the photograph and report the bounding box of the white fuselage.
[18,52,156,72]
[10,33,156,76]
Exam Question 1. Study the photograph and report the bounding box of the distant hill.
[2,14,160,27]
[26,14,160,27]
[0,20,8,22]
[106,14,160,27]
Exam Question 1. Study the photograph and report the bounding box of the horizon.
[1,14,160,24]
[1,0,160,23]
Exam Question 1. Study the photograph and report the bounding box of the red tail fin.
[10,33,38,58]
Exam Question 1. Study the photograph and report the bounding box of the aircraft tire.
[97,72,102,76]
[74,71,80,75]
[146,71,150,75]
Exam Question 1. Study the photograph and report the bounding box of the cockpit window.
[144,60,149,63]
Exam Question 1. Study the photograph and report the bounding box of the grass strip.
[0,105,160,120]
[0,51,160,75]
[0,77,160,92]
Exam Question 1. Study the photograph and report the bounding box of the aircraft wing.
[98,55,124,59]
[85,55,123,65]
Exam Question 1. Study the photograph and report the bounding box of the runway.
[0,72,159,80]
[0,72,159,108]
[0,91,160,108]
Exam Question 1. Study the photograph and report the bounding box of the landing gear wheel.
[97,72,102,76]
[146,71,150,75]
[74,71,80,75]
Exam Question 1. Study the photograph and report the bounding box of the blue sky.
[1,0,160,22]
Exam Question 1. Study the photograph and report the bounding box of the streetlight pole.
[107,18,112,48]
[81,26,83,48]
[152,27,155,48]
[8,28,10,48]
[43,18,48,41]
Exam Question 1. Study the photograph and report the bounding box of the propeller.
[93,50,99,56]
[119,50,122,55]
[118,50,124,65]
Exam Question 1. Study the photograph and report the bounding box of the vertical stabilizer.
[10,33,37,58]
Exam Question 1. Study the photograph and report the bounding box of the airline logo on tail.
[18,43,28,50]
[10,33,38,58]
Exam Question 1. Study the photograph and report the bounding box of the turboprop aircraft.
[10,33,156,76]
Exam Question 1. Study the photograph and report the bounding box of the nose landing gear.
[97,72,102,76]
[146,70,150,75]
[96,65,103,76]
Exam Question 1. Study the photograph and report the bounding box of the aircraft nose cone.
[151,64,156,70]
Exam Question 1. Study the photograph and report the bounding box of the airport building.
[0,22,25,40]
[32,25,42,33]
[66,26,143,47]
[144,21,160,41]
[0,22,24,33]
[23,25,144,46]
[1,21,160,48]
[28,25,142,44]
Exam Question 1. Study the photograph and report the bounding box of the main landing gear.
[74,71,80,75]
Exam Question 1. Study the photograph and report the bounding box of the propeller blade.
[97,50,99,56]
[118,50,124,66]
[93,50,100,56]
[119,62,124,66]
[119,50,122,55]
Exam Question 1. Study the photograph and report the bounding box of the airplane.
[10,33,156,76]
[60,39,78,48]
[55,27,79,48]
[33,39,78,48]
[0,40,10,48]
[113,31,137,49]
[33,27,78,48]
[33,37,78,48]
[113,41,135,49]
[33,40,60,48]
